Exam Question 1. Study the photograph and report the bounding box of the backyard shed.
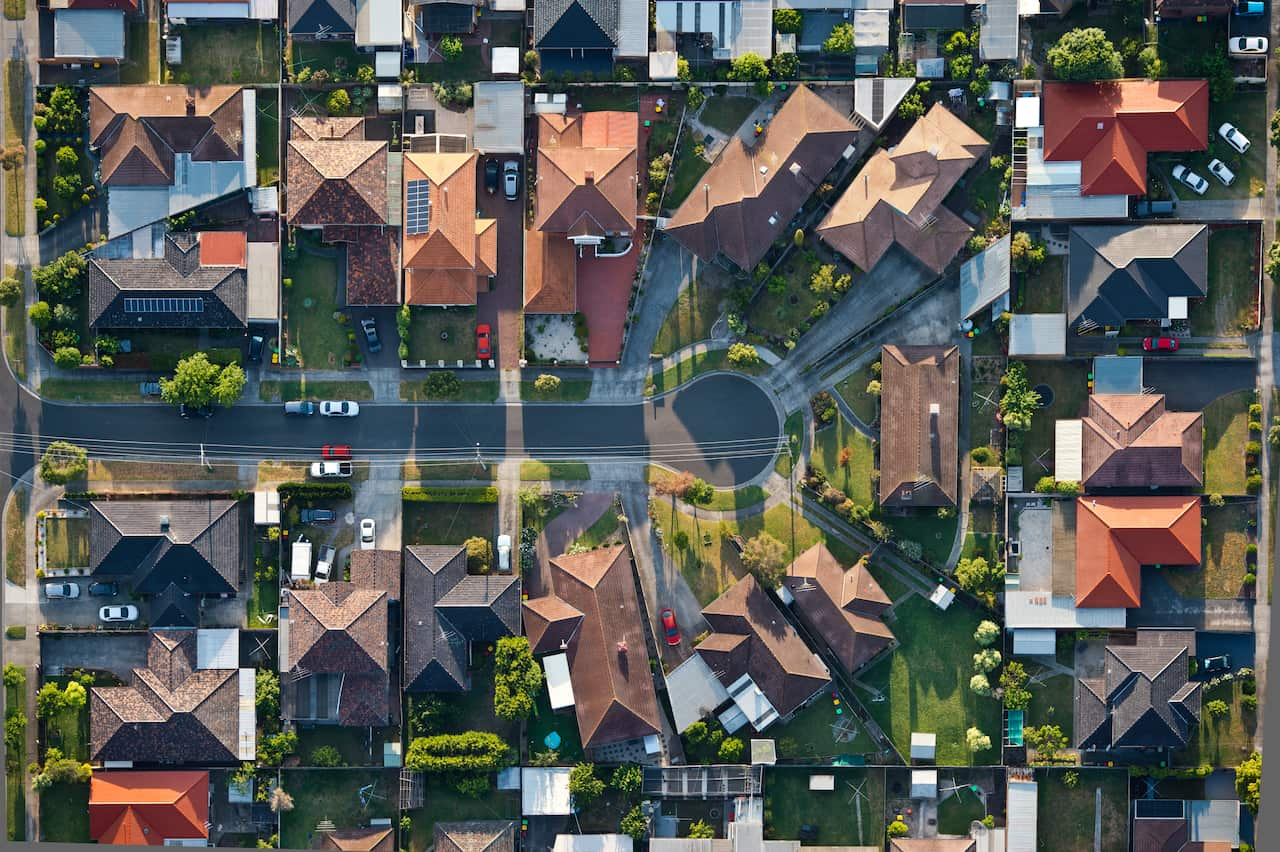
[253,490,280,525]
[522,768,572,816]
[543,652,575,711]
[1006,778,1038,851]
[959,234,1011,320]
[1012,628,1056,656]
[910,769,938,799]
[1092,355,1143,395]
[473,82,526,154]
[910,732,936,761]
[809,774,835,791]
[929,585,955,610]
[1008,314,1066,357]
[53,9,125,59]
[492,46,519,76]
[245,242,280,324]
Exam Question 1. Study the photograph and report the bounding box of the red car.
[1142,336,1179,352]
[477,324,492,360]
[659,608,681,646]
[322,444,352,460]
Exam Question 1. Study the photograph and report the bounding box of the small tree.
[28,300,51,329]
[966,726,992,752]
[441,35,464,61]
[1000,361,1041,432]
[256,731,298,767]
[36,682,65,719]
[269,787,295,812]
[823,23,856,55]
[970,673,992,696]
[533,373,562,395]
[53,346,81,369]
[211,362,247,406]
[718,737,745,762]
[728,52,770,82]
[619,806,648,841]
[1236,751,1261,814]
[687,819,715,839]
[161,352,243,408]
[1010,231,1047,272]
[610,764,643,793]
[727,342,761,368]
[54,146,78,173]
[1046,28,1123,81]
[773,8,802,33]
[256,669,281,733]
[974,620,1000,646]
[0,276,21,307]
[1000,661,1032,710]
[1206,699,1229,719]
[465,536,494,573]
[740,532,787,588]
[39,440,87,484]
[1024,724,1067,761]
[973,648,1002,673]
[310,745,346,767]
[569,763,605,806]
[865,379,881,397]
[425,371,462,398]
[493,636,543,721]
[326,89,351,115]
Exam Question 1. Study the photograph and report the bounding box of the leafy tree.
[685,720,708,744]
[1046,28,1123,81]
[966,726,991,752]
[569,762,605,805]
[727,342,761,368]
[1194,47,1235,102]
[53,173,82,199]
[773,8,802,33]
[36,682,64,719]
[441,35,464,62]
[356,64,375,83]
[30,746,91,790]
[970,673,992,696]
[0,276,20,307]
[404,731,513,774]
[999,361,1040,431]
[493,636,542,721]
[740,532,787,588]
[687,820,715,839]
[62,680,86,710]
[974,620,1000,646]
[212,362,247,406]
[424,371,462,398]
[1010,231,1047,272]
[1236,751,1261,813]
[1000,661,1031,710]
[465,536,494,573]
[1138,45,1165,79]
[955,556,1004,601]
[161,352,244,408]
[899,90,925,121]
[408,694,456,738]
[943,30,971,56]
[950,55,973,80]
[3,664,24,688]
[610,763,643,793]
[533,373,562,395]
[683,477,714,511]
[256,669,280,732]
[53,346,81,369]
[823,23,856,55]
[1206,699,1229,719]
[33,251,85,301]
[677,57,691,82]
[54,146,78,174]
[718,737,745,762]
[729,52,770,82]
[1062,770,1079,789]
[39,440,87,484]
[326,89,351,116]
[257,731,298,767]
[771,52,799,80]
[310,745,346,766]
[887,818,909,838]
[1024,724,1067,761]
[619,805,648,841]
[973,648,1002,673]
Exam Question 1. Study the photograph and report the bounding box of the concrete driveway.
[1142,358,1257,410]
[1135,569,1255,632]
[40,631,149,679]
[476,154,524,369]
[39,580,118,628]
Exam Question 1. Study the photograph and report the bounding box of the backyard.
[296,725,400,767]
[1161,501,1253,599]
[1202,389,1251,495]
[44,516,88,570]
[881,511,959,568]
[1034,768,1128,852]
[283,238,351,369]
[935,785,988,835]
[860,595,1003,766]
[1017,254,1064,314]
[290,41,368,81]
[403,491,498,545]
[120,19,159,84]
[278,768,399,850]
[39,781,88,843]
[769,691,878,760]
[809,412,876,508]
[698,95,759,135]
[1025,671,1074,741]
[166,23,280,85]
[1019,359,1092,481]
[405,308,478,364]
[1189,226,1258,336]
[652,275,727,356]
[763,767,885,847]
[834,362,879,426]
[406,777,519,852]
[258,93,280,185]
[1175,678,1256,768]
[527,682,583,764]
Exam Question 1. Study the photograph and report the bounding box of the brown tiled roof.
[314,828,395,852]
[1132,815,1231,852]
[523,230,578,313]
[523,545,662,748]
[287,138,388,225]
[818,104,987,275]
[664,85,860,271]
[523,595,584,654]
[291,116,367,142]
[534,112,638,234]
[783,543,895,673]
[350,549,402,600]
[1081,394,1204,489]
[879,345,960,507]
[890,840,977,852]
[286,582,390,726]
[91,632,240,764]
[700,574,830,720]
[434,821,516,852]
[322,225,401,306]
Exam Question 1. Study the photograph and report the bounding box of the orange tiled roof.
[90,771,209,846]
[534,112,638,235]
[1075,496,1201,608]
[197,231,247,268]
[402,151,497,305]
[524,230,578,313]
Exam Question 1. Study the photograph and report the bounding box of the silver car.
[44,582,80,599]
[503,160,520,201]
[320,400,360,417]
[99,605,138,623]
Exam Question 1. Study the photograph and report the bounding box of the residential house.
[46,0,135,64]
[889,840,977,852]
[286,116,400,305]
[899,0,968,32]
[89,770,210,845]
[314,828,396,851]
[782,543,896,673]
[818,103,988,275]
[167,0,278,21]
[521,545,664,752]
[525,111,637,314]
[89,499,246,596]
[88,231,248,330]
[1067,224,1208,332]
[90,630,255,764]
[878,344,960,508]
[90,85,256,238]
[697,574,830,732]
[1067,394,1204,490]
[1076,629,1201,751]
[532,0,648,73]
[653,0,774,61]
[1130,799,1240,851]
[1075,495,1201,609]
[403,545,521,692]
[1154,0,1233,17]
[402,151,498,305]
[434,821,517,852]
[664,85,860,272]
[288,0,355,39]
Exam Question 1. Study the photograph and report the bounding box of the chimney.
[584,170,595,184]
[616,640,628,654]
[185,96,195,117]
[160,515,171,532]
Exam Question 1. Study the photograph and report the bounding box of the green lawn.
[776,409,803,476]
[403,460,496,481]
[645,347,765,396]
[1175,678,1257,768]
[653,276,727,356]
[868,563,912,601]
[1034,768,1128,852]
[284,240,350,369]
[1153,90,1266,203]
[568,86,638,112]
[44,690,88,762]
[1202,390,1251,495]
[5,488,26,585]
[279,768,398,850]
[666,130,711,209]
[407,779,520,852]
[646,466,767,511]
[403,498,497,545]
[1161,502,1252,599]
[834,363,879,426]
[120,19,159,84]
[698,96,759,135]
[4,293,26,381]
[405,308,478,364]
[1190,227,1258,336]
[763,767,884,846]
[744,238,829,342]
[521,461,590,481]
[297,725,399,767]
[573,504,623,550]
[400,379,500,402]
[6,764,22,840]
[770,693,877,761]
[1017,254,1065,313]
[38,781,88,842]
[414,45,488,83]
[527,683,583,764]
[936,786,987,835]
[291,40,367,79]
[882,512,959,568]
[258,380,374,402]
[521,379,593,402]
[1020,359,1092,480]
[3,163,22,237]
[2,60,25,236]
[167,23,279,85]
[861,595,1002,766]
[810,414,876,508]
[257,93,280,186]
[44,517,87,570]
[1025,673,1074,741]
[248,575,277,628]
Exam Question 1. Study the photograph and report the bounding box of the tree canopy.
[999,361,1040,432]
[160,352,246,407]
[729,52,770,82]
[39,440,87,485]
[493,636,543,721]
[823,23,856,55]
[1046,28,1124,81]
[740,532,787,589]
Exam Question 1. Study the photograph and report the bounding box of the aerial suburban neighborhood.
[0,0,1278,848]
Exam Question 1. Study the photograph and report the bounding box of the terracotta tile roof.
[1082,395,1204,489]
[291,116,367,141]
[198,231,247,267]
[818,104,987,274]
[699,574,830,720]
[523,230,578,313]
[878,345,960,507]
[783,543,895,673]
[523,594,584,654]
[313,828,395,852]
[523,545,663,748]
[322,225,401,306]
[91,771,209,846]
[1132,816,1231,852]
[286,582,390,725]
[476,219,497,277]
[287,138,388,225]
[890,840,977,852]
[1075,496,1201,608]
[402,151,496,306]
[534,112,638,234]
[434,821,516,852]
[665,85,860,271]
[1043,80,1209,196]
[350,549,401,600]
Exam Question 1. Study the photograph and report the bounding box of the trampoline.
[1033,384,1054,408]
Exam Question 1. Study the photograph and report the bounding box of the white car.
[1228,36,1268,56]
[1171,164,1208,195]
[320,400,360,417]
[1218,122,1250,154]
[44,582,80,599]
[314,545,336,584]
[310,461,353,478]
[99,605,138,623]
[1207,158,1236,186]
[497,534,512,573]
[359,518,376,550]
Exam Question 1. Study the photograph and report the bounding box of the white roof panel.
[1009,313,1066,357]
[355,0,401,47]
[1006,780,1038,852]
[616,0,648,56]
[1012,628,1057,656]
[544,653,575,711]
[522,768,572,816]
[979,0,1018,60]
[492,46,520,75]
[54,8,125,59]
[473,82,525,153]
[1005,591,1127,629]
[910,769,938,798]
[737,0,774,58]
[1054,419,1083,483]
[375,50,401,78]
[237,667,256,760]
[666,652,731,733]
[553,836,634,852]
[960,233,1011,319]
[1093,356,1143,395]
[1188,800,1240,845]
[1015,96,1040,128]
[246,241,279,323]
[649,50,680,80]
[198,628,240,669]
[166,1,252,18]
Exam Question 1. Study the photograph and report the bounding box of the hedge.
[278,482,354,500]
[402,486,499,504]
[404,731,514,773]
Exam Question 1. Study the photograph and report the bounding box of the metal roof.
[355,0,401,46]
[978,0,1018,60]
[1054,419,1083,483]
[1006,779,1038,852]
[1093,355,1143,395]
[1008,313,1066,357]
[1005,591,1127,629]
[473,82,526,154]
[664,652,731,733]
[959,233,1011,319]
[245,240,279,322]
[53,9,125,59]
[737,0,774,58]
[1012,628,1056,656]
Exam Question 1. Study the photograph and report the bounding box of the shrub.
[672,529,690,549]
[440,35,463,62]
[973,648,1002,673]
[620,805,648,841]
[53,346,81,369]
[970,673,992,696]
[278,482,354,501]
[773,8,802,33]
[887,818,909,838]
[0,276,21,307]
[424,372,463,398]
[493,636,542,721]
[1246,440,1262,458]
[966,726,991,752]
[1062,770,1079,789]
[726,342,761,368]
[39,440,87,484]
[718,737,744,762]
[1046,28,1123,81]
[465,536,493,572]
[1208,493,1226,507]
[310,745,345,766]
[1206,699,1229,719]
[404,732,514,774]
[455,775,490,797]
[970,446,995,464]
[1247,474,1263,494]
[533,374,562,395]
[569,763,605,805]
[974,620,1000,646]
[611,763,642,793]
[402,486,497,503]
[257,731,298,767]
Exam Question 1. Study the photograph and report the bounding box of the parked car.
[322,444,352,460]
[88,581,119,597]
[1218,122,1251,154]
[314,545,336,583]
[1203,654,1232,672]
[1228,36,1268,55]
[248,335,264,363]
[659,608,681,646]
[320,400,360,417]
[359,518,376,550]
[497,534,512,573]
[44,582,80,599]
[139,380,162,397]
[1207,158,1235,186]
[1237,0,1264,13]
[1143,336,1179,352]
[310,461,353,478]
[284,400,317,416]
[99,605,139,623]
[1171,164,1208,195]
[503,160,520,200]
[477,324,492,360]
[300,508,337,524]
[361,318,382,353]
[485,158,499,194]
[178,403,214,418]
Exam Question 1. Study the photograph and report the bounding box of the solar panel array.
[123,297,205,313]
[406,179,431,235]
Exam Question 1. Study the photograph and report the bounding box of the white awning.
[910,732,937,759]
[727,673,779,731]
[198,629,239,669]
[167,1,251,18]
[1005,591,1127,629]
[1009,314,1066,357]
[544,653,574,710]
[375,50,401,79]
[237,667,257,760]
[253,489,280,524]
[666,652,731,733]
[1015,96,1040,128]
[648,51,680,80]
[1012,628,1057,656]
[910,769,938,799]
[1054,419,1083,483]
[291,540,312,581]
[522,768,572,816]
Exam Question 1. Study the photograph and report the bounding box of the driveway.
[624,235,705,370]
[40,631,149,679]
[1194,631,1256,674]
[476,155,524,369]
[578,246,638,364]
[39,581,113,628]
[529,491,616,598]
[1135,570,1255,632]
[1142,358,1258,410]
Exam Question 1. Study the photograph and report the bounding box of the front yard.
[1202,389,1252,495]
[1034,768,1128,852]
[1161,501,1253,599]
[834,362,879,426]
[279,768,398,850]
[404,307,478,364]
[5,488,26,585]
[1152,91,1266,203]
[258,380,374,402]
[166,23,280,85]
[44,516,87,570]
[744,234,856,345]
[1174,677,1257,768]
[406,778,520,852]
[769,691,878,761]
[403,489,497,545]
[39,781,88,843]
[763,767,885,847]
[810,413,876,508]
[652,275,728,356]
[1190,226,1258,336]
[283,238,352,369]
[644,347,765,396]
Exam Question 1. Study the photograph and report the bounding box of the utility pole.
[475,442,486,472]
[200,443,212,472]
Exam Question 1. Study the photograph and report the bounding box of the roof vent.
[768,214,778,226]
[759,166,769,176]
[788,162,802,177]
[584,169,594,184]
[160,515,170,532]
[1096,121,1104,130]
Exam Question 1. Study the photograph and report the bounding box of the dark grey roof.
[437,575,522,640]
[90,500,244,596]
[1067,224,1208,328]
[534,0,617,49]
[150,582,200,628]
[288,0,355,36]
[901,0,969,31]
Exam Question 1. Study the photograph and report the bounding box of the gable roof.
[90,499,243,595]
[1043,80,1209,196]
[313,828,395,852]
[699,574,830,720]
[90,771,209,845]
[523,229,578,313]
[1075,496,1201,608]
[434,821,517,852]
[523,545,663,748]
[890,840,977,852]
[286,582,390,725]
[783,543,895,673]
[879,345,960,507]
[403,151,498,306]
[534,0,618,49]
[288,0,355,36]
[523,594,585,653]
[1082,395,1204,489]
[350,549,401,600]
[819,103,988,275]
[287,118,388,225]
[1068,224,1208,328]
[535,112,638,235]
